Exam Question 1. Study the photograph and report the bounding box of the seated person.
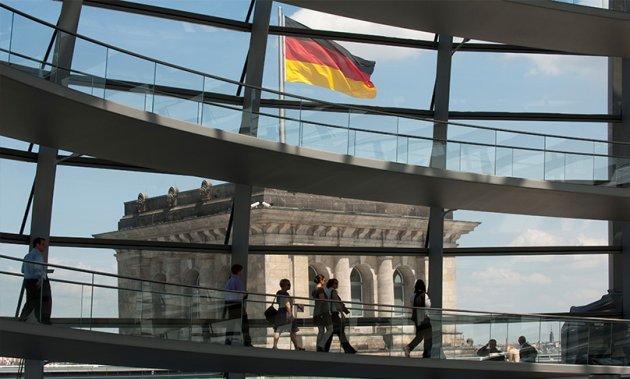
[518,336,538,363]
[477,339,505,361]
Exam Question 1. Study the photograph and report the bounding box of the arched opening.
[351,268,363,316]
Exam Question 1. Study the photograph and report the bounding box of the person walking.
[272,279,304,350]
[403,279,432,358]
[18,237,52,324]
[312,274,333,352]
[223,263,252,346]
[324,278,357,353]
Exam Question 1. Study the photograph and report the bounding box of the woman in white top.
[403,279,432,358]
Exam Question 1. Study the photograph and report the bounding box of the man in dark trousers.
[223,264,252,346]
[18,237,52,324]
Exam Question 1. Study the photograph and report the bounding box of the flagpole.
[278,6,286,143]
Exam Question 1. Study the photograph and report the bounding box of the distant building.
[98,182,478,349]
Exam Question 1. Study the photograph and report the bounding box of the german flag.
[284,17,376,99]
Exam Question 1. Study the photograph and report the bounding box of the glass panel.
[449,125,495,145]
[50,166,211,239]
[495,147,513,177]
[0,158,36,234]
[265,34,437,109]
[497,131,545,151]
[512,149,544,179]
[565,153,594,181]
[349,112,397,134]
[7,12,54,68]
[460,144,495,175]
[546,137,594,155]
[545,152,565,181]
[301,122,349,155]
[104,49,155,110]
[78,6,250,83]
[0,8,13,62]
[446,142,461,171]
[257,110,281,142]
[153,64,205,124]
[0,245,23,318]
[200,101,242,133]
[69,38,108,98]
[2,1,61,24]
[452,52,607,114]
[354,131,397,161]
[124,0,253,21]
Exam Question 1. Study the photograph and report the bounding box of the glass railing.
[1,3,629,186]
[2,253,630,366]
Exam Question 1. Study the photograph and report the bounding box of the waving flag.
[284,17,377,99]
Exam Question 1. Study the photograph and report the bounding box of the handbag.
[264,298,278,324]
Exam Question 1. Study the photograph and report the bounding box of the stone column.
[377,256,394,316]
[292,256,309,302]
[334,257,351,302]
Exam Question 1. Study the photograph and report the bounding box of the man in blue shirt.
[18,237,52,324]
[223,264,252,346]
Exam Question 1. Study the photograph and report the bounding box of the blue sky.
[0,0,611,320]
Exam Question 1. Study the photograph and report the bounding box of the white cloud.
[510,227,607,247]
[511,255,555,263]
[503,53,606,81]
[289,9,432,61]
[576,235,608,246]
[471,266,551,286]
[510,228,569,247]
[567,255,607,271]
[528,273,552,285]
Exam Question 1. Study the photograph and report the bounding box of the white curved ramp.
[2,64,630,221]
[1,319,628,378]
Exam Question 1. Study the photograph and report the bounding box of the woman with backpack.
[403,279,432,358]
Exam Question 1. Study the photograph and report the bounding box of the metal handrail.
[1,2,628,150]
[3,53,624,161]
[3,253,629,323]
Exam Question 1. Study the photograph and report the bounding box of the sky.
[0,0,613,327]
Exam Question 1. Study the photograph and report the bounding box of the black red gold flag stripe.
[284,17,377,99]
